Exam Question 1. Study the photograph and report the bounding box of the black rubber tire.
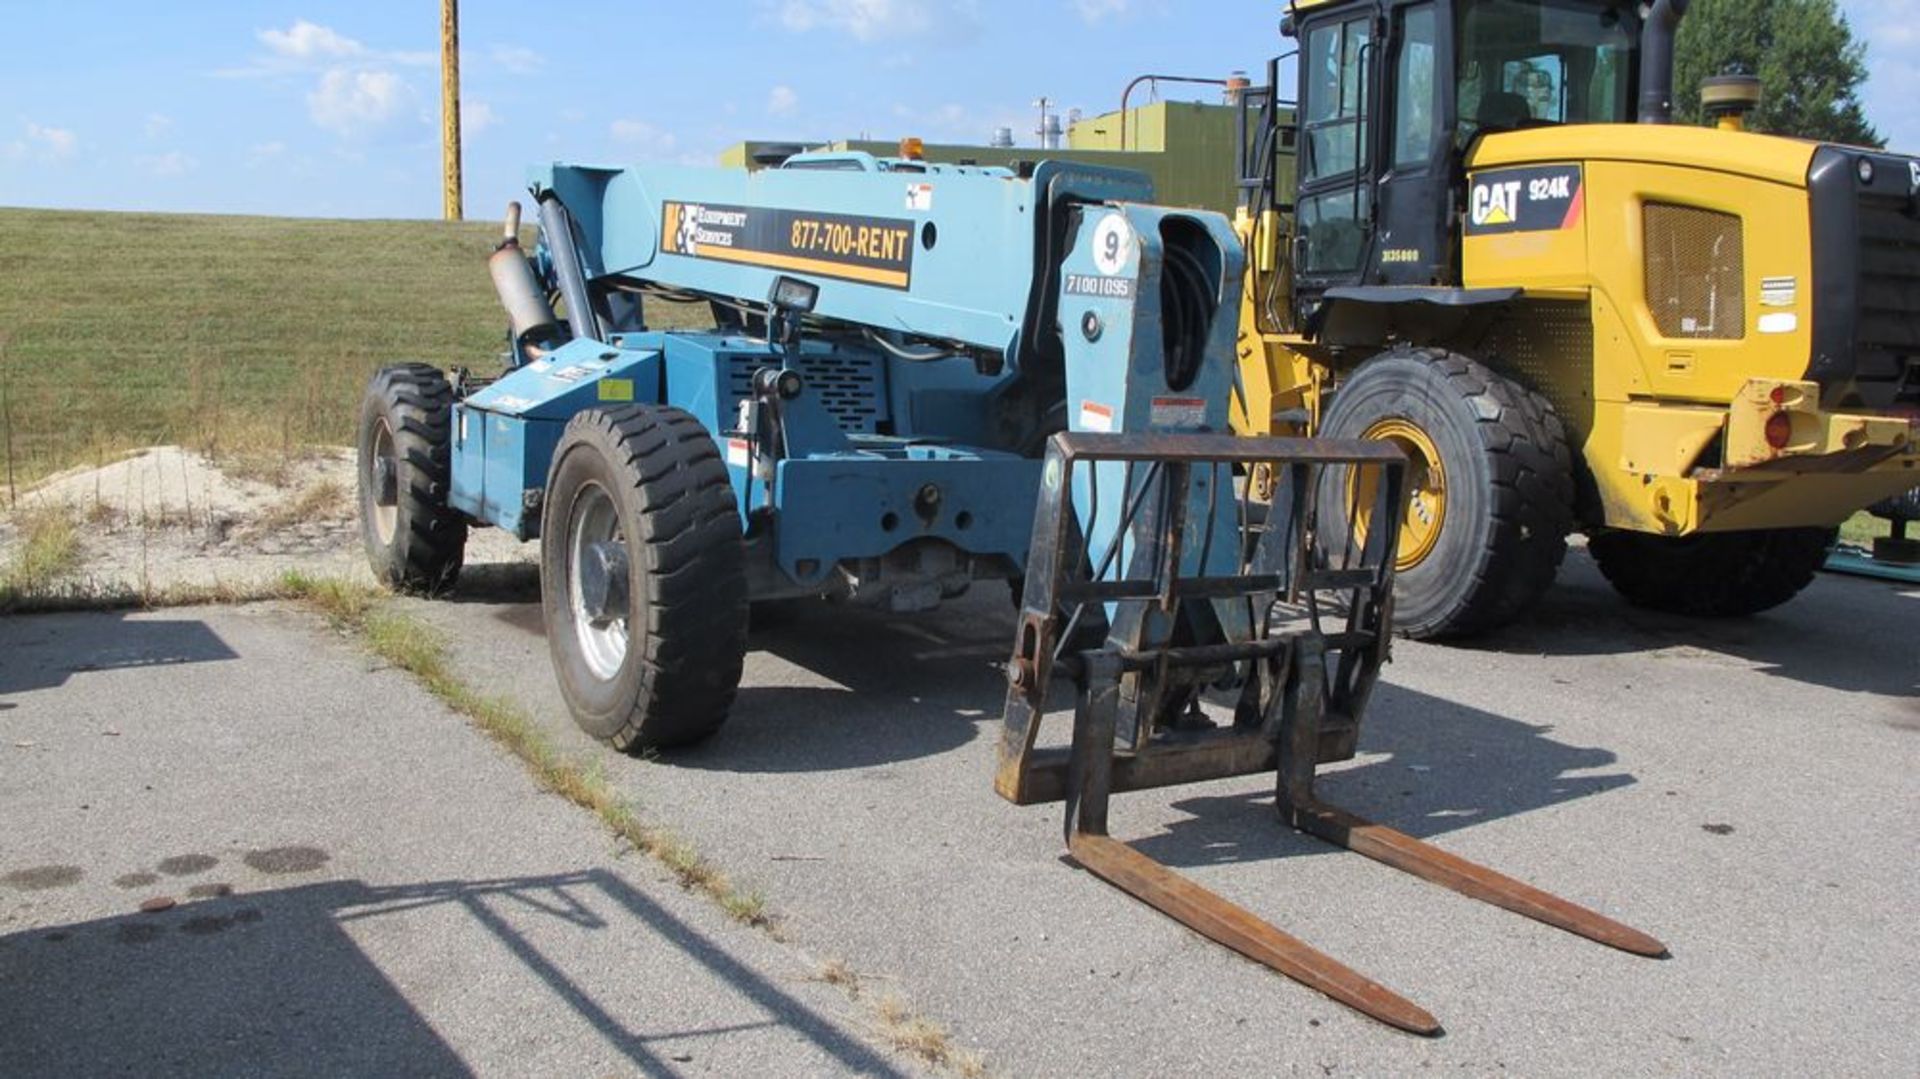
[1870,485,1920,523]
[357,363,467,593]
[1317,347,1574,639]
[540,405,748,751]
[1588,526,1837,617]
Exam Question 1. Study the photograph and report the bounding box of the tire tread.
[546,405,747,751]
[360,363,466,593]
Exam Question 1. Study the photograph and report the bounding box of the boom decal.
[661,200,916,289]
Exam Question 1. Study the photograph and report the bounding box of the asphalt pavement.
[0,605,901,1078]
[406,550,1919,1077]
[2,550,1915,1076]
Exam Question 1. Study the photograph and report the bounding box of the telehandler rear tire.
[1588,526,1837,617]
[1315,347,1573,639]
[357,363,467,593]
[540,405,748,751]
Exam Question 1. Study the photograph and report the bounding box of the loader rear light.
[1765,409,1793,449]
[1769,385,1787,405]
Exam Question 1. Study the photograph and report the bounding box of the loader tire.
[357,363,467,593]
[1316,347,1573,639]
[540,405,748,751]
[1588,526,1837,617]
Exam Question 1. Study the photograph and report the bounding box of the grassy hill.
[0,206,1899,541]
[0,207,707,492]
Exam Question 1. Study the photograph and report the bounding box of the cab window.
[1302,17,1373,182]
[1299,16,1374,275]
[1456,0,1636,144]
[1392,4,1439,167]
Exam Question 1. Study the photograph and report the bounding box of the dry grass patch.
[259,479,351,531]
[1,503,83,605]
[0,566,321,615]
[874,994,986,1077]
[818,958,859,991]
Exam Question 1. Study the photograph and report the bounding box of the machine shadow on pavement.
[658,591,1643,859]
[1472,552,1918,698]
[0,612,237,699]
[688,593,1018,773]
[1132,677,1635,870]
[0,868,901,1079]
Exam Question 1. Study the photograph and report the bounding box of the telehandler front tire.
[540,405,748,752]
[1588,526,1837,617]
[357,363,467,593]
[1316,348,1573,639]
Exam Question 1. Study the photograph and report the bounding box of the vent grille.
[727,350,886,433]
[1644,203,1744,340]
[1855,195,1920,355]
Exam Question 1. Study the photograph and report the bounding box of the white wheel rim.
[370,419,398,545]
[568,482,629,681]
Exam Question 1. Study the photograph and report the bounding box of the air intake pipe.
[1638,0,1690,124]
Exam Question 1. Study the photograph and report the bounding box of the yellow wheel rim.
[1350,418,1446,571]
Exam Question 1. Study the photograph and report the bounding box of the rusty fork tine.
[1069,832,1443,1036]
[1285,799,1669,958]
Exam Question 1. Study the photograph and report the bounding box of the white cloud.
[308,68,421,138]
[144,113,173,140]
[1072,0,1168,24]
[245,141,287,167]
[260,19,366,60]
[462,100,500,136]
[768,85,800,116]
[609,118,680,157]
[773,0,977,41]
[489,44,544,74]
[1074,0,1131,22]
[221,20,432,77]
[136,151,197,177]
[5,121,78,164]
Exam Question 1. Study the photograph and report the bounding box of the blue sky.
[2,0,1916,219]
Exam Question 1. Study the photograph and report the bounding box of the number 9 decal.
[1091,213,1131,276]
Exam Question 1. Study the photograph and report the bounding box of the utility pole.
[440,0,463,221]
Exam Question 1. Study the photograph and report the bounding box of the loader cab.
[1273,0,1641,312]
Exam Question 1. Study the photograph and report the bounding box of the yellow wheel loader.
[1232,0,1920,637]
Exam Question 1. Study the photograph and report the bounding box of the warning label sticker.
[1465,164,1584,236]
[1149,396,1207,429]
[1078,400,1115,433]
[662,201,916,289]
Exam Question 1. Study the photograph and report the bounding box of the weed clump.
[0,503,83,605]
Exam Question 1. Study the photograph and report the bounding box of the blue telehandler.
[354,147,1662,1032]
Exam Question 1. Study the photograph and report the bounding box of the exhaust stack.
[1637,0,1690,124]
[488,200,563,356]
